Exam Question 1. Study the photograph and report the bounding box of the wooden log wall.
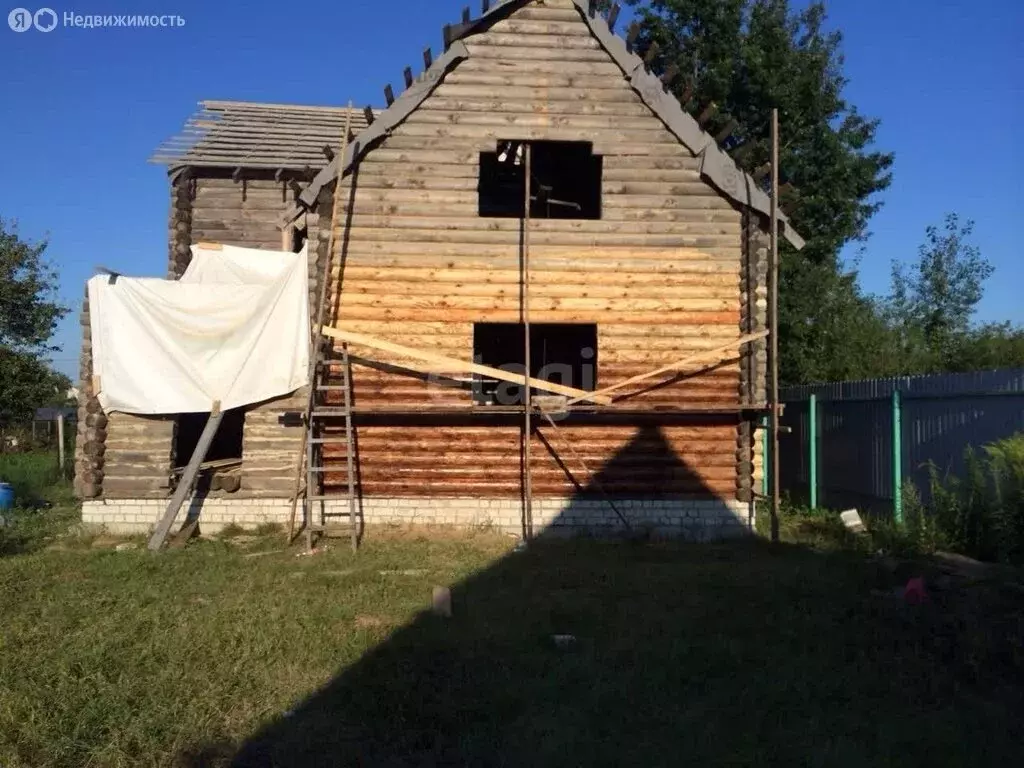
[89,170,308,500]
[737,212,769,502]
[73,285,105,498]
[322,0,759,502]
[190,172,307,498]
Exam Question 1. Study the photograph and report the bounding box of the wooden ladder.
[289,105,358,552]
[301,346,358,551]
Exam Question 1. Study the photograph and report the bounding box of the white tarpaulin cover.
[88,243,310,415]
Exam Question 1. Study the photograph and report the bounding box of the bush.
[924,433,1024,565]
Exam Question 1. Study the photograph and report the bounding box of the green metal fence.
[770,369,1024,520]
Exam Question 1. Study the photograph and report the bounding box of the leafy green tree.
[0,218,69,426]
[887,214,993,371]
[625,0,894,384]
[944,323,1024,372]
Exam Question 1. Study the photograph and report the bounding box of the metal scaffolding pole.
[522,142,534,540]
[769,107,781,543]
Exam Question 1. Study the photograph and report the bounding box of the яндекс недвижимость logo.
[8,7,56,31]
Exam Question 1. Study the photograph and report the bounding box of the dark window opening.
[478,140,602,219]
[174,407,245,468]
[473,323,597,406]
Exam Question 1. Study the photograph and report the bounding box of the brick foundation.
[82,496,753,540]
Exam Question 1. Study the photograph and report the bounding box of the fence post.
[57,412,66,478]
[808,394,818,509]
[891,389,903,524]
[761,415,770,498]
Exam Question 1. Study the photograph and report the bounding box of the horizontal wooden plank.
[403,111,663,131]
[331,254,739,273]
[337,242,736,260]
[464,42,610,62]
[428,81,634,102]
[470,32,602,50]
[336,308,739,324]
[336,320,738,339]
[341,280,737,301]
[339,293,735,312]
[486,18,592,36]
[338,266,739,287]
[336,214,736,236]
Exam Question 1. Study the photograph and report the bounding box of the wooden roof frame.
[287,0,804,248]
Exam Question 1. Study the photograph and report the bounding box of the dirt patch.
[354,615,392,630]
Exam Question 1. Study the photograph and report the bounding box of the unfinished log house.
[78,0,803,539]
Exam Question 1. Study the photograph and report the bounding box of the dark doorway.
[174,408,245,467]
[478,140,602,219]
[473,323,597,405]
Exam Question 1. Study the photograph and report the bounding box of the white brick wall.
[82,496,753,539]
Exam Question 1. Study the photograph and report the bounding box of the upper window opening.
[478,140,602,220]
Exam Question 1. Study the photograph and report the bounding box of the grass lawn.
[1,477,1022,765]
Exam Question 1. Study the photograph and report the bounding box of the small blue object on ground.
[0,482,15,512]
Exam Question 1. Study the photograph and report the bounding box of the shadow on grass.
[170,424,1023,766]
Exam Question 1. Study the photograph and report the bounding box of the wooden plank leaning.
[320,325,613,404]
[147,404,224,551]
[560,330,769,407]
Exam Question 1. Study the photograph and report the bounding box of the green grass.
[1,506,1022,767]
[0,450,78,556]
[0,449,73,506]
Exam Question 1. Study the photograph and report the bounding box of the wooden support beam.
[231,167,243,182]
[443,23,453,49]
[607,2,620,31]
[461,6,471,23]
[483,0,491,13]
[384,84,395,106]
[423,47,433,69]
[321,145,335,161]
[561,331,768,407]
[403,66,414,88]
[288,179,303,197]
[320,325,612,404]
[363,105,375,126]
[148,406,224,551]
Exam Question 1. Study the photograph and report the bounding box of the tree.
[626,0,894,384]
[944,323,1024,373]
[0,218,69,426]
[887,214,993,371]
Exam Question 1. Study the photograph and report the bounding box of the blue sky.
[1,0,1021,379]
